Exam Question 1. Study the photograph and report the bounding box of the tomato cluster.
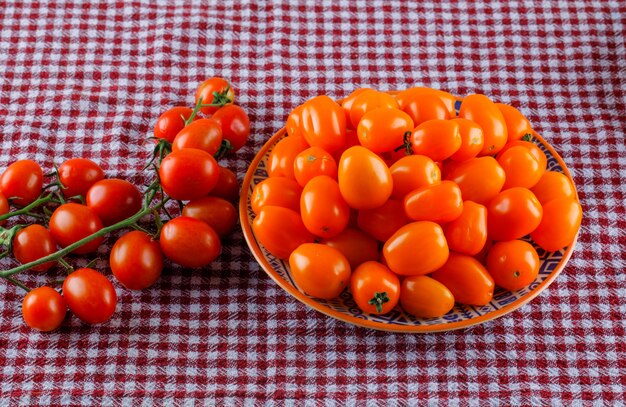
[252,87,582,318]
[0,77,248,332]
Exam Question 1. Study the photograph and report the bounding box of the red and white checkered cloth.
[0,0,624,404]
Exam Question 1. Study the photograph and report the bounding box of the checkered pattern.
[0,0,624,405]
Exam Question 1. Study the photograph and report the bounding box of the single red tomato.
[86,179,142,226]
[300,176,350,238]
[401,93,450,125]
[49,203,103,254]
[252,206,314,259]
[389,155,441,201]
[530,197,582,252]
[357,199,408,242]
[63,268,117,324]
[286,104,304,137]
[293,146,337,187]
[57,158,105,198]
[212,105,250,152]
[341,88,372,127]
[431,253,495,306]
[495,103,532,142]
[486,240,540,290]
[171,118,223,155]
[531,171,575,205]
[404,181,464,223]
[182,196,237,237]
[357,107,414,153]
[395,87,457,117]
[159,216,221,268]
[400,275,455,318]
[251,177,302,215]
[320,228,379,270]
[0,159,43,207]
[459,94,508,155]
[210,166,239,202]
[349,90,398,129]
[21,287,66,332]
[110,231,163,290]
[267,135,309,179]
[497,145,545,189]
[300,95,346,154]
[153,106,195,143]
[195,77,234,115]
[338,146,392,210]
[159,148,220,200]
[450,118,484,162]
[350,261,400,314]
[445,156,506,204]
[13,224,57,272]
[444,201,488,256]
[410,119,462,161]
[487,187,543,241]
[289,243,351,299]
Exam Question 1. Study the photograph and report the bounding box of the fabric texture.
[0,1,624,405]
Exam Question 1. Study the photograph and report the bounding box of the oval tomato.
[357,199,408,242]
[531,171,575,204]
[410,119,461,161]
[495,103,532,142]
[400,275,455,318]
[431,253,495,306]
[252,206,314,259]
[349,90,398,128]
[159,216,221,268]
[63,268,117,324]
[350,261,400,314]
[338,146,392,210]
[395,87,457,117]
[486,240,540,290]
[300,95,346,154]
[0,159,43,207]
[401,93,450,125]
[171,118,223,155]
[293,146,337,187]
[530,197,582,252]
[267,135,309,179]
[285,104,303,137]
[182,196,237,237]
[289,243,351,299]
[389,155,441,200]
[444,201,487,256]
[497,146,545,190]
[49,203,103,254]
[357,107,414,153]
[496,140,547,172]
[445,156,506,204]
[153,106,195,143]
[459,94,508,155]
[300,176,350,238]
[195,77,234,115]
[212,105,250,152]
[251,177,302,215]
[57,158,105,198]
[110,231,163,290]
[21,287,66,332]
[210,166,239,202]
[404,181,463,223]
[341,88,372,127]
[320,228,379,270]
[13,224,57,272]
[159,148,220,200]
[450,118,484,162]
[86,179,142,226]
[487,188,543,241]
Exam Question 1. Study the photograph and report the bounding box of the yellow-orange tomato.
[487,188,543,241]
[289,243,351,299]
[400,275,455,318]
[357,199,408,242]
[444,201,487,255]
[341,88,373,128]
[459,94,508,155]
[395,87,457,117]
[382,221,449,276]
[404,181,463,223]
[487,240,540,291]
[410,119,461,161]
[357,107,414,153]
[293,146,337,187]
[401,93,449,126]
[450,118,484,162]
[431,253,495,306]
[252,206,314,259]
[267,135,309,179]
[300,176,350,238]
[389,155,441,201]
[350,261,400,314]
[498,145,545,189]
[530,197,582,252]
[445,156,506,204]
[531,171,576,204]
[349,90,398,128]
[321,228,379,270]
[495,103,532,142]
[338,146,393,210]
[251,177,302,215]
[300,95,346,154]
[286,104,303,137]
[496,140,547,172]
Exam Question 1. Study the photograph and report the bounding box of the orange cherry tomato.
[252,206,314,259]
[431,253,494,306]
[400,275,455,318]
[251,177,302,215]
[530,197,582,252]
[404,181,463,223]
[401,93,450,126]
[350,261,400,314]
[450,118,484,162]
[357,199,408,242]
[444,201,487,255]
[289,243,351,299]
[487,187,543,241]
[410,119,461,161]
[395,87,457,117]
[293,146,337,187]
[498,145,545,189]
[338,146,393,210]
[300,95,346,154]
[286,104,303,137]
[300,176,350,238]
[459,94,508,155]
[487,240,540,291]
[357,108,414,153]
[320,227,379,270]
[195,77,234,116]
[445,156,506,204]
[341,88,373,128]
[349,90,398,128]
[267,135,309,179]
[389,155,441,200]
[495,103,532,142]
[382,221,449,276]
[531,171,576,204]
[496,140,547,172]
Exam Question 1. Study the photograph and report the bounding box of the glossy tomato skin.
[382,221,449,276]
[401,93,450,125]
[497,145,545,190]
[389,155,441,201]
[289,243,351,299]
[13,225,56,272]
[404,181,463,223]
[444,201,488,256]
[495,103,532,142]
[212,105,250,152]
[300,95,346,154]
[395,87,457,117]
[293,146,337,187]
[251,177,302,215]
[86,179,142,226]
[195,77,234,115]
[496,140,547,172]
[338,146,393,210]
[57,158,105,198]
[400,275,455,318]
[49,203,103,254]
[0,160,43,207]
[487,240,540,290]
[110,231,163,290]
[171,118,223,155]
[320,228,379,270]
[431,253,495,306]
[159,148,220,200]
[182,196,237,237]
[160,216,221,268]
[21,287,66,332]
[459,94,508,155]
[300,176,350,238]
[357,107,414,153]
[341,88,372,127]
[286,105,304,137]
[445,156,506,204]
[530,197,582,252]
[349,90,398,129]
[450,118,484,162]
[410,119,461,161]
[252,206,314,259]
[63,268,117,324]
[531,171,575,205]
[267,135,309,179]
[357,199,408,242]
[211,167,239,202]
[350,261,400,314]
[488,188,543,241]
[153,106,194,143]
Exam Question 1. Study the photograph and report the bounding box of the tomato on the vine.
[289,243,351,299]
[210,166,239,202]
[195,77,234,115]
[404,181,463,224]
[110,231,163,290]
[49,203,103,254]
[400,276,455,318]
[357,107,414,153]
[182,196,237,237]
[488,187,543,241]
[267,135,309,179]
[21,287,66,332]
[63,268,117,324]
[350,261,400,314]
[320,228,379,270]
[410,119,461,161]
[300,175,350,238]
[171,118,223,155]
[251,177,302,215]
[389,155,441,201]
[159,216,221,268]
[338,146,392,210]
[431,253,494,306]
[159,148,220,200]
[86,179,142,226]
[530,197,582,252]
[153,106,195,143]
[0,160,43,207]
[212,105,250,152]
[487,240,540,290]
[252,206,314,260]
[13,224,57,272]
[293,146,337,187]
[459,94,508,155]
[0,192,8,225]
[300,95,346,154]
[57,158,104,199]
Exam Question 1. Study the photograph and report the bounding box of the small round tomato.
[488,188,543,241]
[487,240,540,291]
[0,159,43,207]
[49,203,103,254]
[159,216,221,268]
[338,146,392,210]
[110,231,163,290]
[357,107,414,153]
[289,243,351,299]
[212,105,250,152]
[395,87,457,117]
[0,192,8,225]
[210,166,239,202]
[431,253,495,306]
[530,197,582,252]
[293,146,337,187]
[159,148,220,200]
[300,176,350,238]
[450,118,484,162]
[13,225,57,272]
[349,90,398,128]
[400,275,455,318]
[445,156,506,204]
[495,103,532,142]
[171,118,223,155]
[459,94,508,155]
[531,171,575,204]
[153,106,194,143]
[497,145,545,189]
[195,77,234,115]
[401,93,450,125]
[286,105,303,137]
[410,119,461,161]
[341,88,372,127]
[267,135,309,179]
[320,228,379,270]
[496,140,547,172]
[389,155,441,201]
[357,199,408,242]
[21,287,66,332]
[382,221,449,276]
[251,177,302,215]
[300,95,346,154]
[86,179,142,226]
[350,261,400,314]
[444,201,487,256]
[182,196,237,237]
[404,181,463,223]
[57,158,105,199]
[63,268,116,324]
[252,206,314,259]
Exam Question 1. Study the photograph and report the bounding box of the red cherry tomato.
[252,206,314,260]
[212,105,250,152]
[0,159,43,207]
[487,188,543,241]
[286,105,303,137]
[289,243,351,299]
[171,118,222,155]
[293,146,337,187]
[450,118,484,162]
[431,253,495,306]
[444,201,488,256]
[153,106,195,143]
[497,145,545,190]
[530,197,582,252]
[159,216,221,268]
[195,77,234,115]
[182,196,237,237]
[86,179,142,226]
[300,176,350,238]
[63,268,117,324]
[320,228,379,270]
[13,224,56,272]
[349,90,398,128]
[445,156,506,204]
[57,158,105,198]
[357,107,414,153]
[395,87,457,117]
[0,192,7,225]
[210,166,239,202]
[341,88,372,127]
[410,119,462,161]
[400,276,455,318]
[350,261,400,314]
[267,135,309,179]
[251,177,302,215]
[159,148,220,200]
[531,171,575,205]
[300,95,347,154]
[357,199,408,242]
[49,203,103,254]
[487,240,540,290]
[401,93,450,125]
[495,103,532,142]
[404,181,463,223]
[459,94,508,155]
[21,287,66,332]
[338,146,393,210]
[110,231,163,290]
[389,155,441,201]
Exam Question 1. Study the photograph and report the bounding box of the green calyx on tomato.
[368,291,390,313]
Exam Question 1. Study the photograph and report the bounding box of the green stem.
[184,97,204,126]
[5,277,30,293]
[0,194,53,222]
